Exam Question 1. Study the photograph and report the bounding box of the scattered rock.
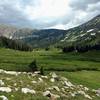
[51,72,59,81]
[0,69,99,99]
[78,90,85,95]
[71,93,76,97]
[61,77,68,81]
[43,90,60,99]
[43,90,51,97]
[63,86,69,89]
[0,87,12,93]
[61,88,66,93]
[38,78,43,82]
[21,88,36,94]
[14,83,17,86]
[15,88,19,91]
[64,81,73,87]
[50,78,55,82]
[6,78,11,81]
[0,69,4,73]
[0,95,8,100]
[47,87,53,90]
[78,90,92,99]
[78,85,83,88]
[23,72,27,74]
[34,71,40,74]
[32,81,37,84]
[31,74,36,77]
[84,94,92,100]
[41,76,48,79]
[0,80,4,86]
[51,94,60,99]
[4,71,21,76]
[52,86,60,92]
[94,89,100,97]
[84,87,89,91]
[51,72,58,78]
[27,72,32,76]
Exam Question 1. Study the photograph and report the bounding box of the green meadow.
[0,48,100,89]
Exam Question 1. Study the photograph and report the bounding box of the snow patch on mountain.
[87,29,94,33]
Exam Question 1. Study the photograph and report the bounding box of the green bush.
[29,60,38,72]
[40,67,44,75]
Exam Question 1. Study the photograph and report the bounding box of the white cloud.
[48,24,67,30]
[24,0,70,20]
[0,0,100,29]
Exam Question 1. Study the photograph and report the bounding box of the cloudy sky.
[0,0,100,29]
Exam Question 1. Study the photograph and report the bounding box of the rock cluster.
[0,69,100,99]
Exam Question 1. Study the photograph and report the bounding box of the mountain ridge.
[58,14,100,47]
[0,15,100,48]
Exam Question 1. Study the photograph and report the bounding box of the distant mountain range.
[0,15,100,48]
[13,29,66,48]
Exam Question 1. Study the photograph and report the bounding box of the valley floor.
[0,48,100,99]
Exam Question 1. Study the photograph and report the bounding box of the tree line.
[0,36,33,51]
[62,44,100,53]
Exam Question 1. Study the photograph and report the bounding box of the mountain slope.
[0,24,18,38]
[0,25,66,48]
[11,15,100,48]
[59,15,100,47]
[0,15,100,48]
[13,29,66,48]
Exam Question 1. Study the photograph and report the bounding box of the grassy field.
[56,71,100,89]
[0,48,100,89]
